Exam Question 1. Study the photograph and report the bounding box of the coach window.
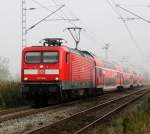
[66,52,69,64]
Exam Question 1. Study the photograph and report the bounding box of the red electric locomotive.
[22,38,96,104]
[21,38,144,105]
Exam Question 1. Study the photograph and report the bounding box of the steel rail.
[0,89,112,123]
[0,88,139,123]
[0,91,120,123]
[24,88,148,134]
[74,89,149,134]
[0,99,83,123]
[0,106,30,116]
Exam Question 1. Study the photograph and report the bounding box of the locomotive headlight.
[40,65,44,69]
[24,77,28,81]
[55,77,59,81]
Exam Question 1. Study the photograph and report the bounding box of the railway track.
[0,100,83,123]
[0,106,30,116]
[0,88,136,123]
[24,88,150,134]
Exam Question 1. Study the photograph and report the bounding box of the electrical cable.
[106,0,144,58]
[31,0,79,26]
[50,0,79,27]
[115,4,150,8]
[50,0,107,50]
[26,5,65,33]
[116,5,150,24]
[31,0,65,19]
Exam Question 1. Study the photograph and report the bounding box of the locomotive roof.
[23,45,69,51]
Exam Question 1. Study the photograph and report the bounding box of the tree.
[0,57,11,80]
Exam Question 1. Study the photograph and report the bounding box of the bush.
[112,94,150,134]
[0,57,11,81]
[0,81,26,108]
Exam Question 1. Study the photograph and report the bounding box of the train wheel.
[32,96,41,108]
[96,88,103,95]
[67,90,73,101]
[117,86,123,92]
[70,90,78,100]
[83,89,89,98]
[32,96,48,108]
[130,85,134,90]
[55,92,62,104]
[41,95,49,106]
[87,88,97,97]
[78,89,85,97]
[61,91,69,102]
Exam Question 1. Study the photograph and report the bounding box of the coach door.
[117,72,123,86]
[96,68,104,88]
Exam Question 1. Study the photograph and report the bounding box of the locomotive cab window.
[25,51,58,64]
[43,52,59,63]
[25,52,41,63]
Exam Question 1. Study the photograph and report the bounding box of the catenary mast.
[22,0,27,48]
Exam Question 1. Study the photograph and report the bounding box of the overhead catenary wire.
[50,0,79,27]
[118,17,141,21]
[45,18,79,21]
[50,0,107,48]
[24,0,121,60]
[31,0,79,26]
[116,5,150,24]
[106,0,144,58]
[38,0,107,49]
[26,5,65,33]
[116,4,150,8]
[31,0,66,21]
[51,0,79,19]
[50,0,107,53]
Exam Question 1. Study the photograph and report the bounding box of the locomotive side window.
[25,52,41,63]
[66,52,69,64]
[43,52,58,63]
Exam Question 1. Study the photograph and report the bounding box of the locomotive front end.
[21,39,68,105]
[22,48,62,101]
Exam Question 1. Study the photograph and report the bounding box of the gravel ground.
[0,106,79,134]
[0,91,136,134]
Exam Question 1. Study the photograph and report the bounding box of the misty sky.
[0,0,150,77]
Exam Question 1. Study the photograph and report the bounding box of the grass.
[111,112,150,134]
[25,123,33,131]
[87,93,150,134]
[0,81,27,108]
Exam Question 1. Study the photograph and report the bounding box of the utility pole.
[22,2,64,47]
[102,43,110,60]
[22,0,27,48]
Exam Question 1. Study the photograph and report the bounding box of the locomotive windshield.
[25,52,41,63]
[43,52,58,63]
[25,51,59,64]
